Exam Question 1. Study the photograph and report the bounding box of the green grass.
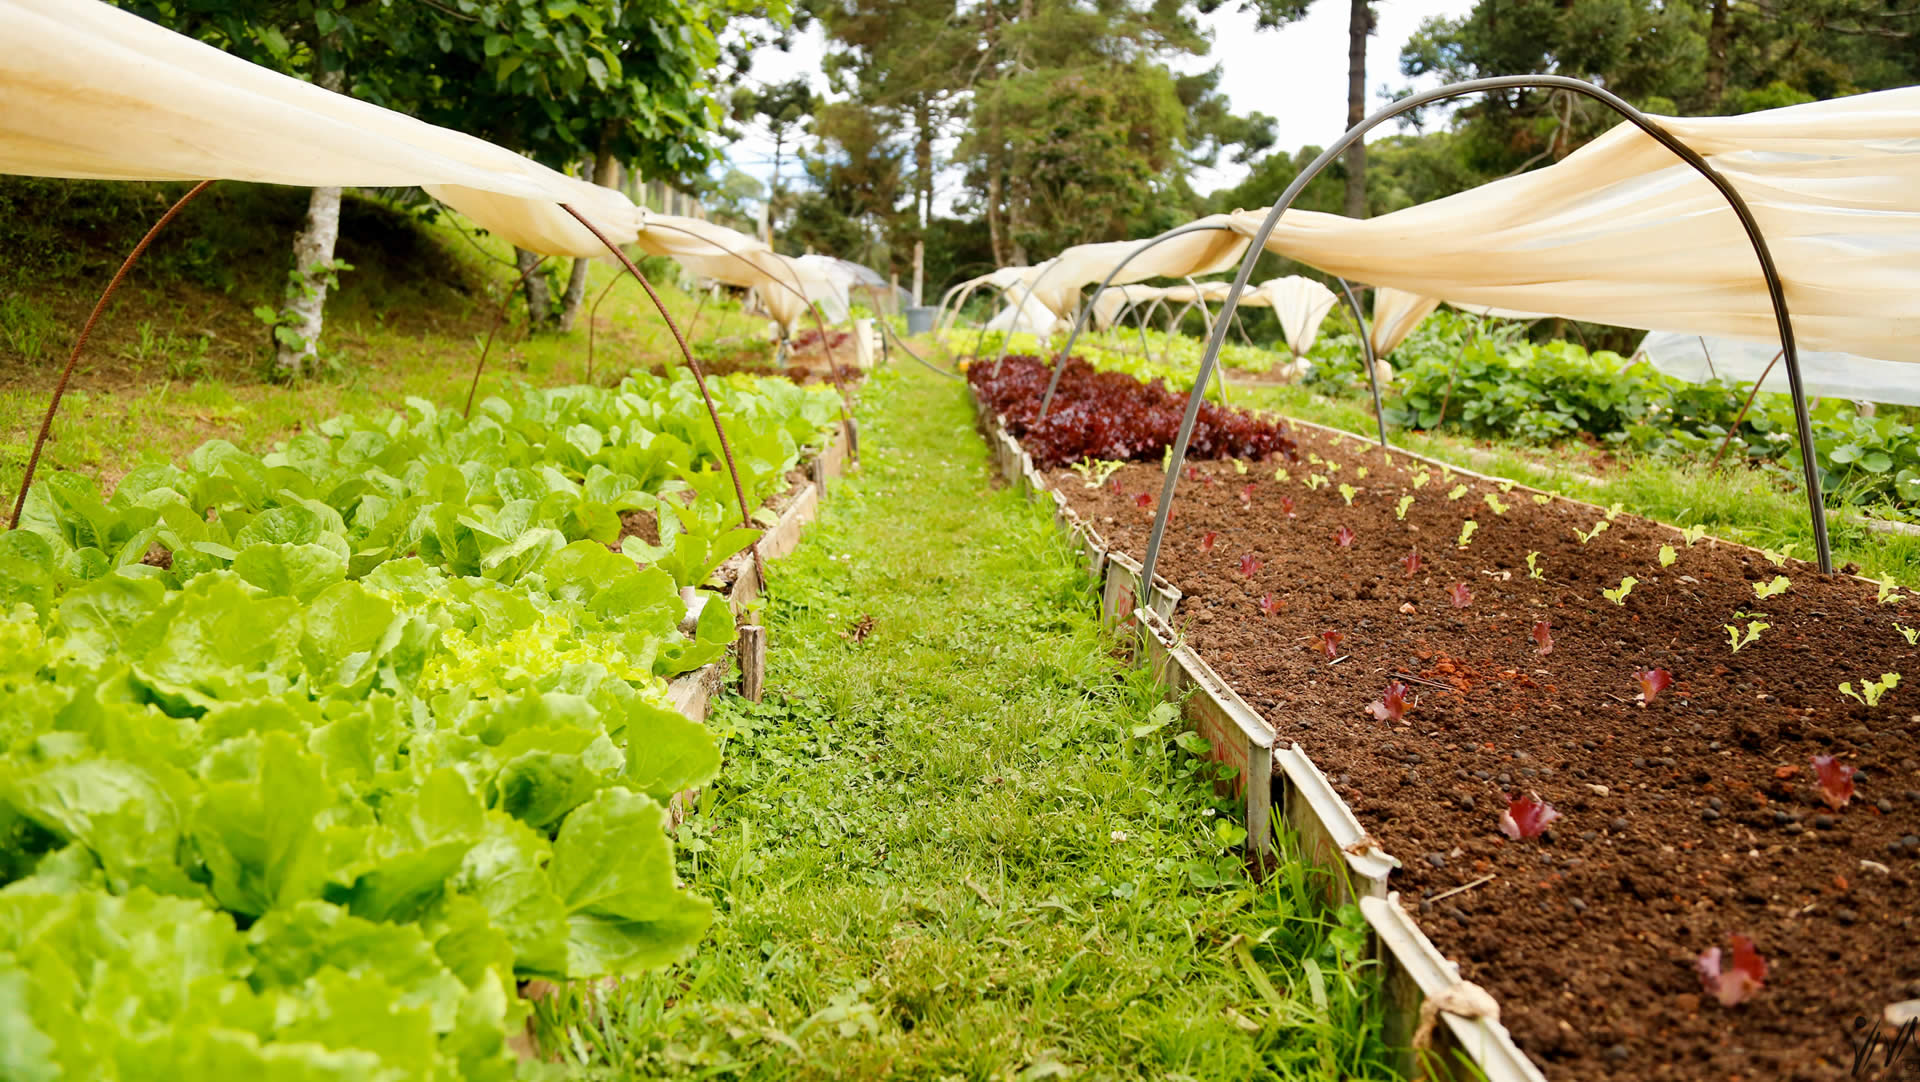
[531,361,1395,1081]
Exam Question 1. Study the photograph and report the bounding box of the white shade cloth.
[1369,289,1442,359]
[1638,331,1920,406]
[1260,277,1339,358]
[1224,88,1920,363]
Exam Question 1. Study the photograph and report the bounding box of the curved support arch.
[1335,277,1390,455]
[934,276,988,339]
[1138,73,1831,600]
[1036,222,1242,419]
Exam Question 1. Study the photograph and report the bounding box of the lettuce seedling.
[1109,477,1125,495]
[1762,543,1796,567]
[1239,553,1263,576]
[1134,493,1154,509]
[1233,458,1249,475]
[1725,621,1769,652]
[1305,473,1330,491]
[1319,630,1344,660]
[1273,466,1290,483]
[1812,755,1856,809]
[1896,623,1918,645]
[1356,466,1370,479]
[1368,681,1411,722]
[1878,578,1903,605]
[1073,458,1127,489]
[1531,493,1553,505]
[1335,525,1356,549]
[1839,672,1900,707]
[1658,544,1677,568]
[1573,520,1610,544]
[1395,495,1415,520]
[1339,482,1358,505]
[1412,469,1432,490]
[1753,575,1790,600]
[1526,551,1543,580]
[1402,550,1425,577]
[1697,936,1767,1007]
[1498,480,1516,493]
[1447,484,1469,501]
[1499,792,1560,840]
[1681,524,1708,546]
[1200,531,1218,554]
[1636,668,1673,703]
[1457,521,1478,549]
[1279,495,1297,518]
[1602,576,1638,605]
[1532,620,1553,655]
[1450,582,1472,608]
[1484,492,1509,515]
[1257,593,1282,615]
[1240,483,1255,505]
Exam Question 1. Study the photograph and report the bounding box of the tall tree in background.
[731,77,817,243]
[818,0,977,302]
[1203,0,1373,217]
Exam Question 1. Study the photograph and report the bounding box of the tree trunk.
[276,66,347,379]
[1705,0,1729,111]
[1343,0,1371,219]
[557,148,620,331]
[987,164,1007,268]
[514,247,552,328]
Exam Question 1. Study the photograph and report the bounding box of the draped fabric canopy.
[0,0,849,334]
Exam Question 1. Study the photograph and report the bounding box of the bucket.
[904,306,937,336]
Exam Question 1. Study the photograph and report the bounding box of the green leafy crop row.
[0,371,841,1080]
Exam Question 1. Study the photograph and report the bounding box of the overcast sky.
[726,0,1477,203]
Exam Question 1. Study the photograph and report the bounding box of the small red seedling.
[1368,680,1411,722]
[1239,553,1263,577]
[1184,464,1198,482]
[1240,483,1256,506]
[1449,582,1472,608]
[1402,549,1425,577]
[1812,754,1855,810]
[1532,620,1553,655]
[1200,531,1218,554]
[1696,935,1767,1007]
[1319,630,1344,660]
[1499,792,1560,840]
[1109,478,1124,495]
[1257,593,1282,615]
[1279,494,1296,518]
[1134,492,1153,509]
[1334,525,1356,548]
[1636,668,1673,703]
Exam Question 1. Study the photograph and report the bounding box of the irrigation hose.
[878,320,963,381]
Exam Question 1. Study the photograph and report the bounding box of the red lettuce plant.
[1239,553,1263,576]
[1368,681,1411,722]
[1402,550,1425,577]
[1697,936,1767,1007]
[969,356,1298,468]
[1134,492,1153,509]
[1636,669,1673,703]
[1258,593,1282,615]
[1449,582,1472,608]
[1280,495,1297,518]
[1318,630,1344,660]
[1499,793,1560,840]
[1240,483,1255,506]
[1200,531,1218,554]
[1335,525,1356,548]
[1812,754,1855,810]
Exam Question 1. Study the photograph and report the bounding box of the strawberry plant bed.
[1044,422,1920,1080]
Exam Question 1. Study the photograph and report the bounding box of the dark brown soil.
[1047,423,1920,1081]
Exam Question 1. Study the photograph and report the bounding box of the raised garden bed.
[1040,417,1920,1080]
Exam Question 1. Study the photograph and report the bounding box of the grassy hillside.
[0,177,768,496]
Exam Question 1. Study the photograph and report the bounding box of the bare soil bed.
[1048,423,1920,1081]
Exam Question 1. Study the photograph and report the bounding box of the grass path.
[534,362,1394,1080]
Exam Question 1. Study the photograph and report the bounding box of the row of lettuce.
[0,372,841,1080]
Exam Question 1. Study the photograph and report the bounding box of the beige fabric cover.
[1,0,637,257]
[987,290,1065,336]
[1222,88,1920,362]
[1027,216,1249,317]
[1091,285,1163,331]
[1369,289,1442,358]
[0,0,846,333]
[1259,277,1338,358]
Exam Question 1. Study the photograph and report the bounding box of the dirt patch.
[1049,424,1920,1081]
